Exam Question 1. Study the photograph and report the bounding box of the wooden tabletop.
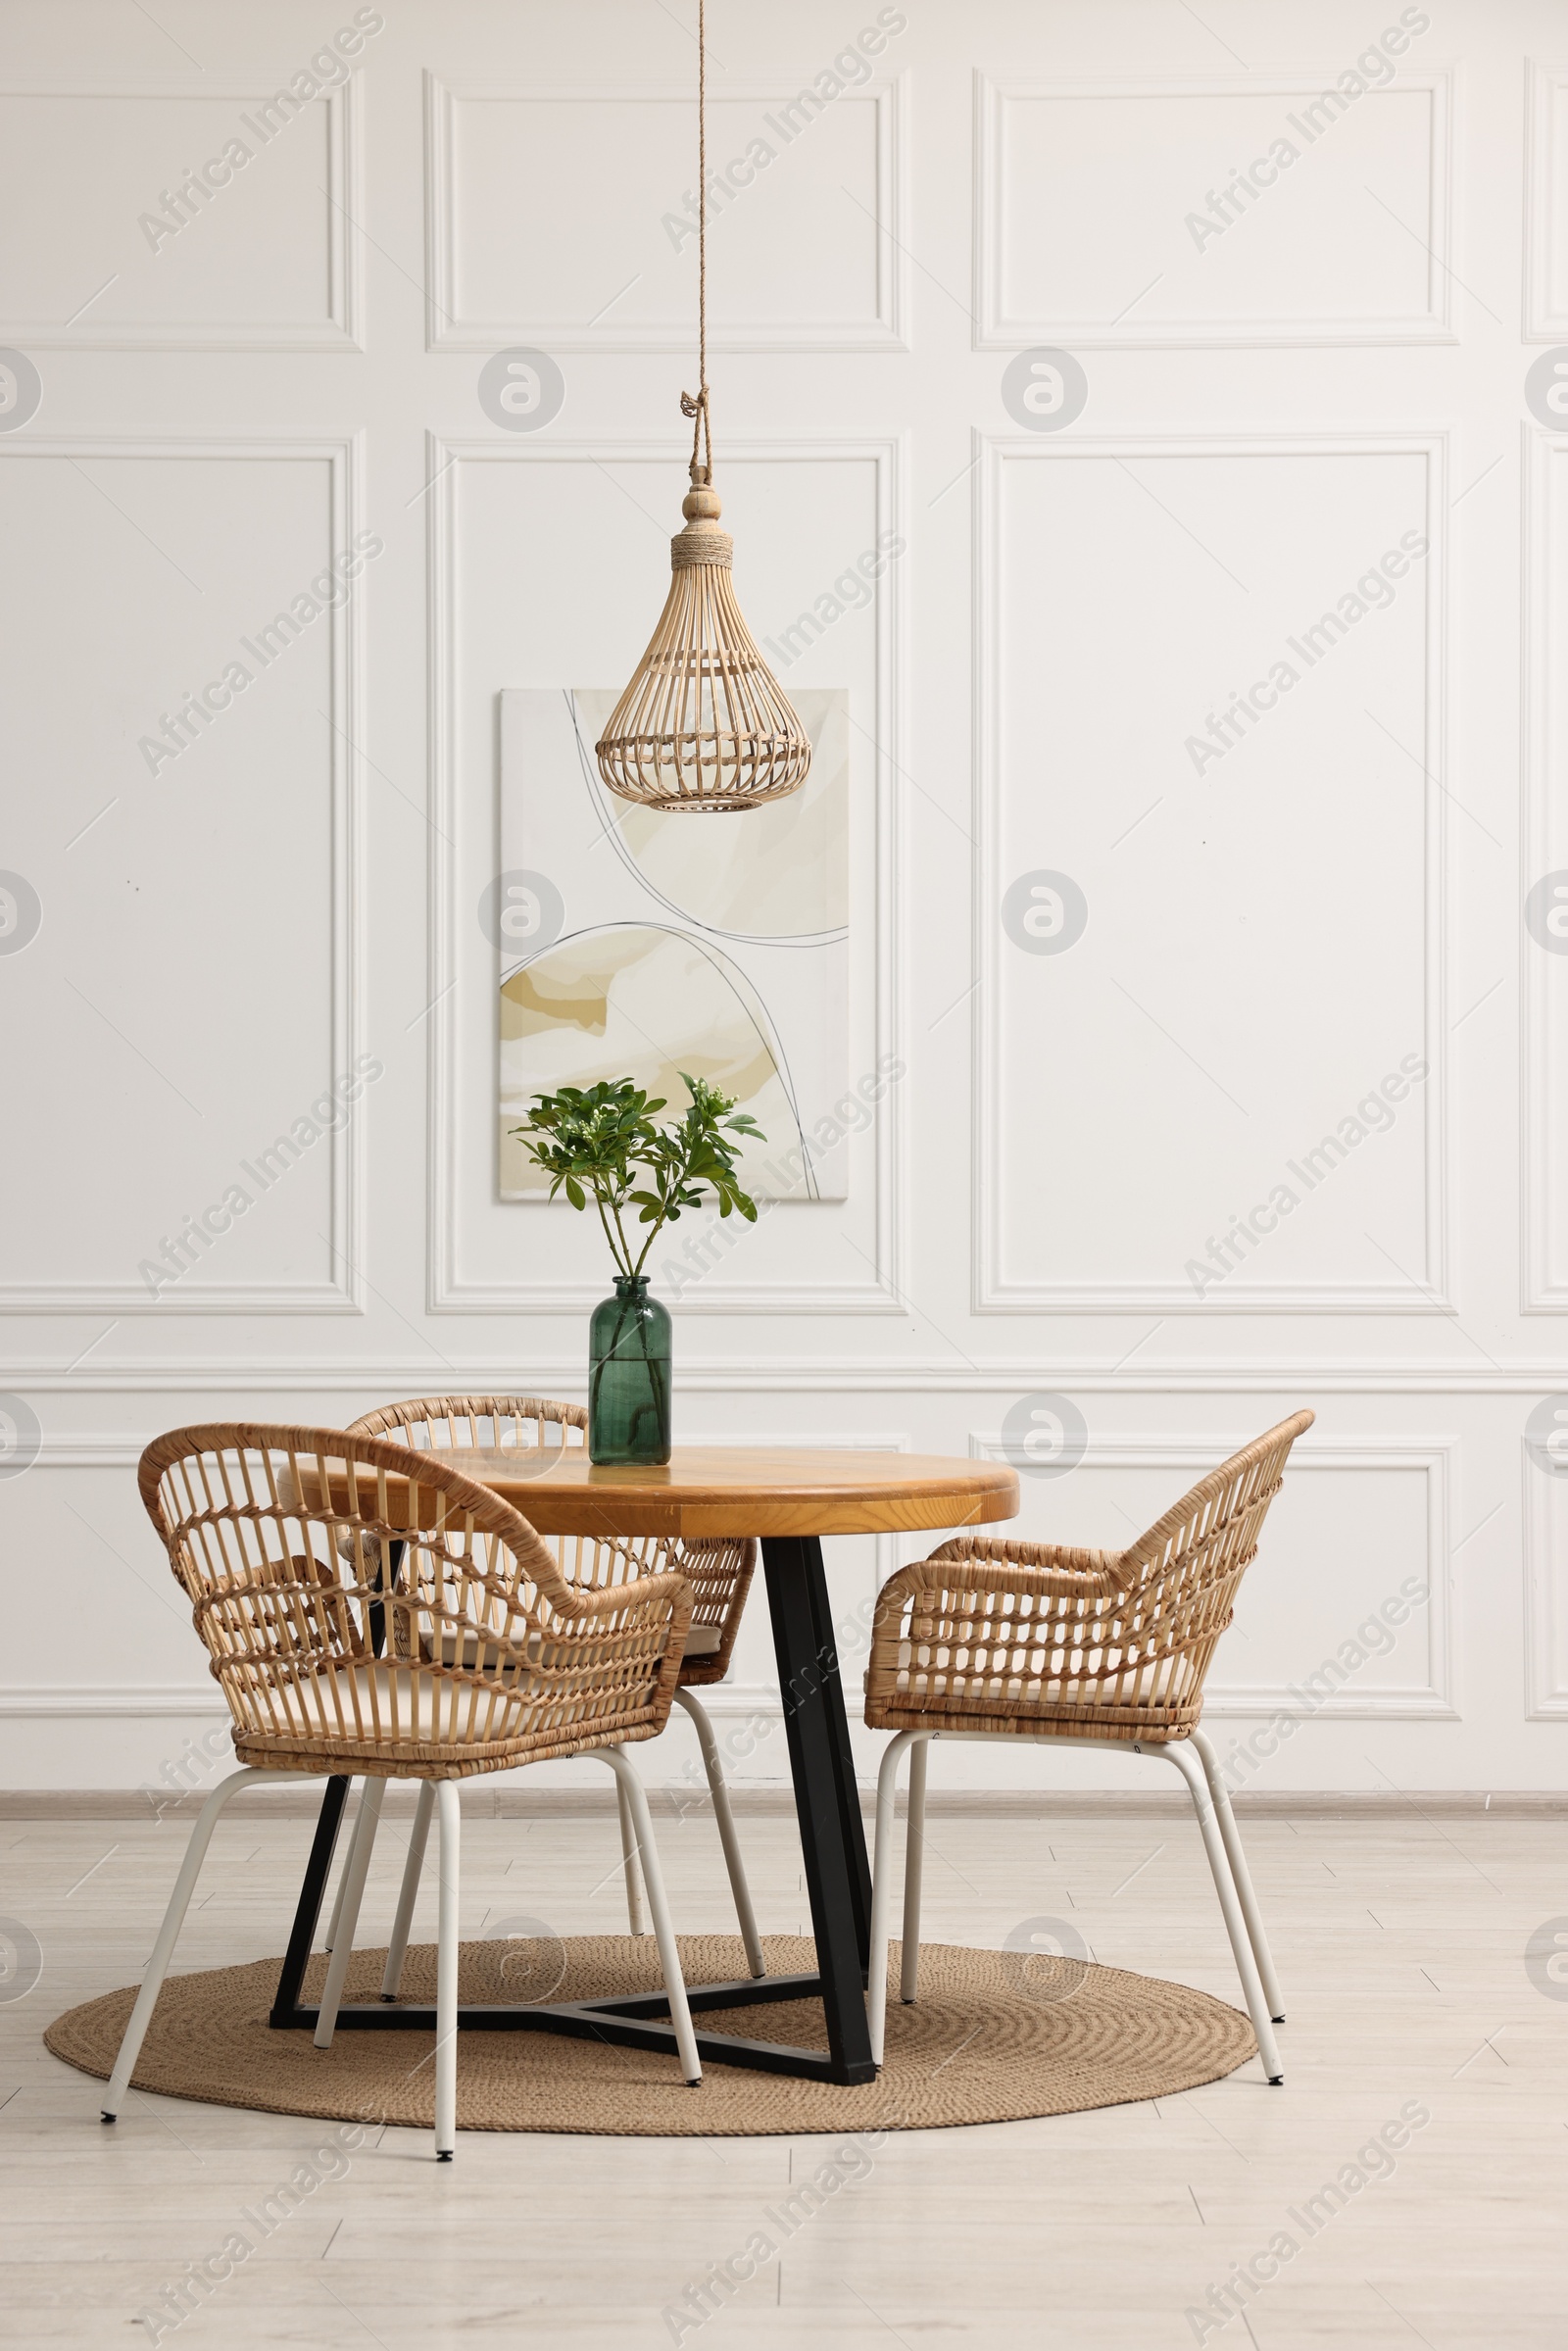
[417,1444,1019,1540]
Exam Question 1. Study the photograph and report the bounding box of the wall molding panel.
[1522,426,1568,1311]
[973,69,1454,350]
[424,72,908,352]
[1524,61,1568,341]
[0,436,365,1316]
[1525,1445,1568,1717]
[0,77,363,351]
[424,433,906,1316]
[972,429,1449,1316]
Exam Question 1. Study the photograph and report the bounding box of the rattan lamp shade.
[594,482,812,813]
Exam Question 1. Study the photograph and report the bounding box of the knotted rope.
[679,0,712,488]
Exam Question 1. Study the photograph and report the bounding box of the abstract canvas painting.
[497,687,850,1202]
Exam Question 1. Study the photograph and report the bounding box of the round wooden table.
[271,1446,1017,2086]
[425,1443,1017,1540]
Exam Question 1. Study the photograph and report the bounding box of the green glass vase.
[588,1275,671,1465]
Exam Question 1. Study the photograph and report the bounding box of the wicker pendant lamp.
[595,2,811,814]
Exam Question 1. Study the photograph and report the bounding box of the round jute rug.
[45,1935,1255,2135]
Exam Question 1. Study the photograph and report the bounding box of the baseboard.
[3,1788,1565,1821]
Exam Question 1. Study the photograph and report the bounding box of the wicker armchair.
[343,1397,762,1976]
[864,1410,1315,2082]
[100,1424,704,2159]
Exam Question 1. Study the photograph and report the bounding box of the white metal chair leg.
[867,1730,918,2067]
[673,1687,764,1978]
[614,1773,648,1936]
[1161,1739,1284,2082]
[900,1733,931,2005]
[434,1781,460,2159]
[314,1776,386,2048]
[321,1789,356,1954]
[102,1767,297,2121]
[1190,1725,1284,2022]
[307,1779,352,1955]
[598,1749,702,2084]
[324,1779,381,1953]
[381,1781,435,2000]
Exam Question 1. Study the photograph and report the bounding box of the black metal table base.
[270,1535,877,2085]
[273,1971,857,2082]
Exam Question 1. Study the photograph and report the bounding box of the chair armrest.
[535,1569,693,1643]
[866,1543,1134,1696]
[868,1543,1130,1663]
[921,1534,1131,1593]
[488,1571,694,1724]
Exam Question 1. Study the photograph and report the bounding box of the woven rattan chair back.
[346,1396,754,1689]
[350,1393,587,1452]
[865,1410,1314,1742]
[138,1423,690,1778]
[1105,1409,1313,1722]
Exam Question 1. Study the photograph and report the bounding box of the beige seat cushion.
[423,1622,721,1670]
[238,1624,721,1753]
[246,1630,721,1747]
[248,1661,536,1745]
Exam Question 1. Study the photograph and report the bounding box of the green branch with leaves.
[511,1074,763,1282]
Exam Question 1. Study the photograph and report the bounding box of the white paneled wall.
[1,0,1564,1795]
[974,71,1453,346]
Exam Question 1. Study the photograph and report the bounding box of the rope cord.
[679,0,712,487]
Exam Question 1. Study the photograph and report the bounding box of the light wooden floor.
[1,1795,1563,2347]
